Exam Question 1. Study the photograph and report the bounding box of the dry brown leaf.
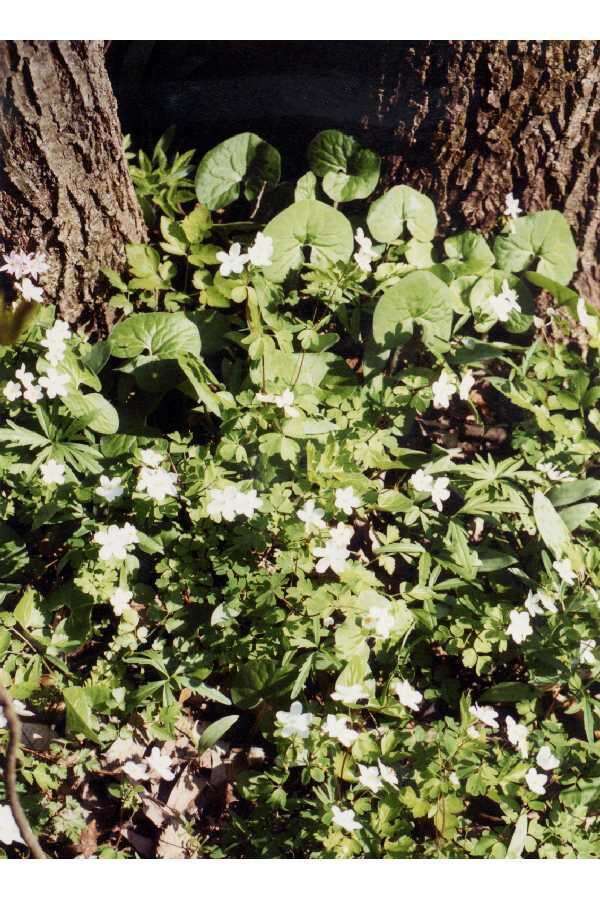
[75,820,98,858]
[124,827,155,858]
[167,764,208,816]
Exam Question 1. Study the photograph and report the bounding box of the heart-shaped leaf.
[494,211,577,285]
[308,129,381,202]
[372,270,454,352]
[109,312,201,360]
[195,132,281,210]
[367,185,437,243]
[263,199,353,282]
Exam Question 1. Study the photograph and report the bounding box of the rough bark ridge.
[0,41,146,329]
[363,40,600,303]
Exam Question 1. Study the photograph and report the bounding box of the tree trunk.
[0,40,146,331]
[361,40,600,303]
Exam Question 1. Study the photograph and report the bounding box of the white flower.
[449,771,460,788]
[275,701,313,738]
[15,365,34,387]
[536,746,559,771]
[537,462,572,482]
[430,477,450,512]
[3,380,21,402]
[410,469,434,494]
[122,760,150,781]
[40,459,65,486]
[146,746,176,781]
[488,280,521,322]
[297,498,326,533]
[0,805,25,845]
[505,715,529,758]
[235,488,263,517]
[207,486,241,521]
[313,539,350,575]
[206,485,262,521]
[216,242,248,277]
[506,609,533,645]
[525,590,557,617]
[363,604,395,640]
[0,250,34,279]
[258,389,299,417]
[353,228,378,273]
[94,524,139,562]
[140,449,163,467]
[109,587,133,616]
[328,522,354,548]
[577,296,596,332]
[524,768,547,795]
[17,277,44,303]
[469,703,499,730]
[137,466,178,502]
[459,371,475,401]
[504,192,522,220]
[96,475,124,503]
[40,320,71,365]
[334,487,361,516]
[357,764,383,793]
[331,805,361,833]
[331,684,369,704]
[394,680,423,712]
[23,382,43,403]
[467,725,481,739]
[38,367,70,398]
[553,558,577,586]
[431,371,457,409]
[323,616,335,628]
[247,232,273,268]
[378,761,398,787]
[322,714,359,748]
[579,638,596,666]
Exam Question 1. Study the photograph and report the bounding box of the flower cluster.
[1,249,48,304]
[206,484,263,521]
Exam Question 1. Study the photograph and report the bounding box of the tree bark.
[360,40,600,303]
[0,41,146,331]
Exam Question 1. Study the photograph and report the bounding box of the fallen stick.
[0,684,46,858]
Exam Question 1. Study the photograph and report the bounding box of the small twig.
[0,684,46,858]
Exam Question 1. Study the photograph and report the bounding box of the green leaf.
[367,185,437,243]
[195,132,281,210]
[263,199,353,283]
[559,503,596,532]
[372,270,454,352]
[197,715,239,753]
[63,686,100,743]
[295,171,317,201]
[547,478,600,507]
[181,205,212,243]
[290,654,314,700]
[109,312,201,360]
[493,211,577,285]
[63,393,119,435]
[126,244,161,279]
[308,129,381,202]
[444,231,495,276]
[532,490,573,559]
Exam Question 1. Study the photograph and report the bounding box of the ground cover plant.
[2,127,600,859]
